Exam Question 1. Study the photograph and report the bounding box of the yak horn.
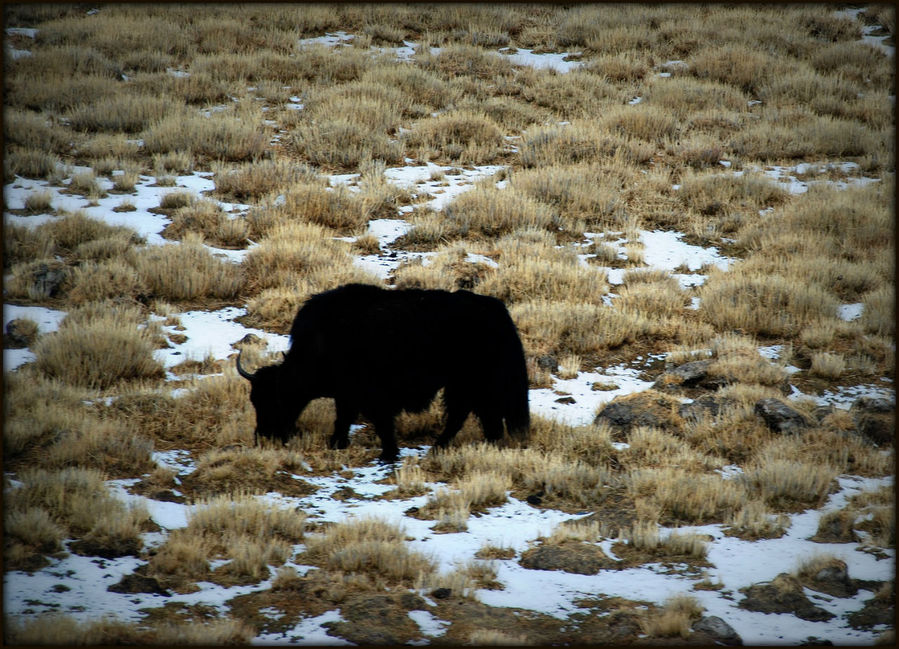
[235,351,255,380]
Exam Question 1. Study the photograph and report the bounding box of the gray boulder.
[754,398,811,434]
[693,615,742,645]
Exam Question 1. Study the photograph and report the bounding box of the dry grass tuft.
[744,457,839,511]
[700,268,839,337]
[163,199,248,249]
[181,447,314,498]
[34,309,164,390]
[213,159,318,202]
[303,517,436,584]
[130,236,243,302]
[626,466,747,525]
[640,593,704,639]
[725,500,791,540]
[148,494,304,589]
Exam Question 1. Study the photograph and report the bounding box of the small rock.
[431,587,452,600]
[536,355,558,372]
[24,262,69,299]
[693,615,742,646]
[851,396,895,414]
[518,542,608,575]
[740,573,834,622]
[399,592,426,611]
[4,318,38,348]
[809,560,857,598]
[812,405,835,422]
[854,412,893,446]
[655,359,713,388]
[850,397,894,446]
[107,573,169,596]
[594,391,684,434]
[232,333,264,350]
[754,398,811,434]
[679,394,724,422]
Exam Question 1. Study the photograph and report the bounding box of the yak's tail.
[502,328,531,443]
[504,385,530,442]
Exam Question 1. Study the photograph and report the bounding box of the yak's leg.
[433,389,471,449]
[371,414,400,463]
[475,406,504,443]
[329,400,356,450]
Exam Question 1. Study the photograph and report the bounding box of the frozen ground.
[3,9,895,645]
[4,155,894,644]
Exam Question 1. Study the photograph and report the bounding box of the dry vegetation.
[3,2,894,645]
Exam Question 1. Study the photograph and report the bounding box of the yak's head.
[237,352,307,444]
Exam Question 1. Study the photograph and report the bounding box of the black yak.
[237,283,530,462]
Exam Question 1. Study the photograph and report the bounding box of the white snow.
[253,609,352,645]
[500,47,583,73]
[153,307,289,370]
[639,229,733,273]
[530,365,656,426]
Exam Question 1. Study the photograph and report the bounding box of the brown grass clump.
[677,170,788,218]
[45,418,155,477]
[130,236,243,302]
[212,159,318,202]
[744,457,839,511]
[626,466,747,525]
[511,300,653,360]
[180,447,315,499]
[163,199,249,249]
[361,62,456,112]
[699,268,839,337]
[143,106,269,163]
[601,104,679,145]
[385,458,430,498]
[406,185,554,244]
[303,517,436,585]
[241,222,381,326]
[477,231,608,304]
[619,520,709,561]
[4,507,66,571]
[392,244,496,292]
[690,43,783,94]
[291,117,403,171]
[4,614,145,646]
[639,594,704,639]
[644,76,748,118]
[34,309,164,391]
[6,467,151,566]
[67,92,169,134]
[273,181,367,234]
[732,111,886,161]
[42,210,143,259]
[67,260,143,304]
[519,121,653,168]
[406,110,505,164]
[416,43,514,81]
[861,286,894,337]
[101,373,253,452]
[725,500,791,540]
[619,427,724,474]
[304,81,410,134]
[5,146,63,180]
[510,164,625,229]
[149,494,304,590]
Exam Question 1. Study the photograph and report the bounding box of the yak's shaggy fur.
[240,284,530,461]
